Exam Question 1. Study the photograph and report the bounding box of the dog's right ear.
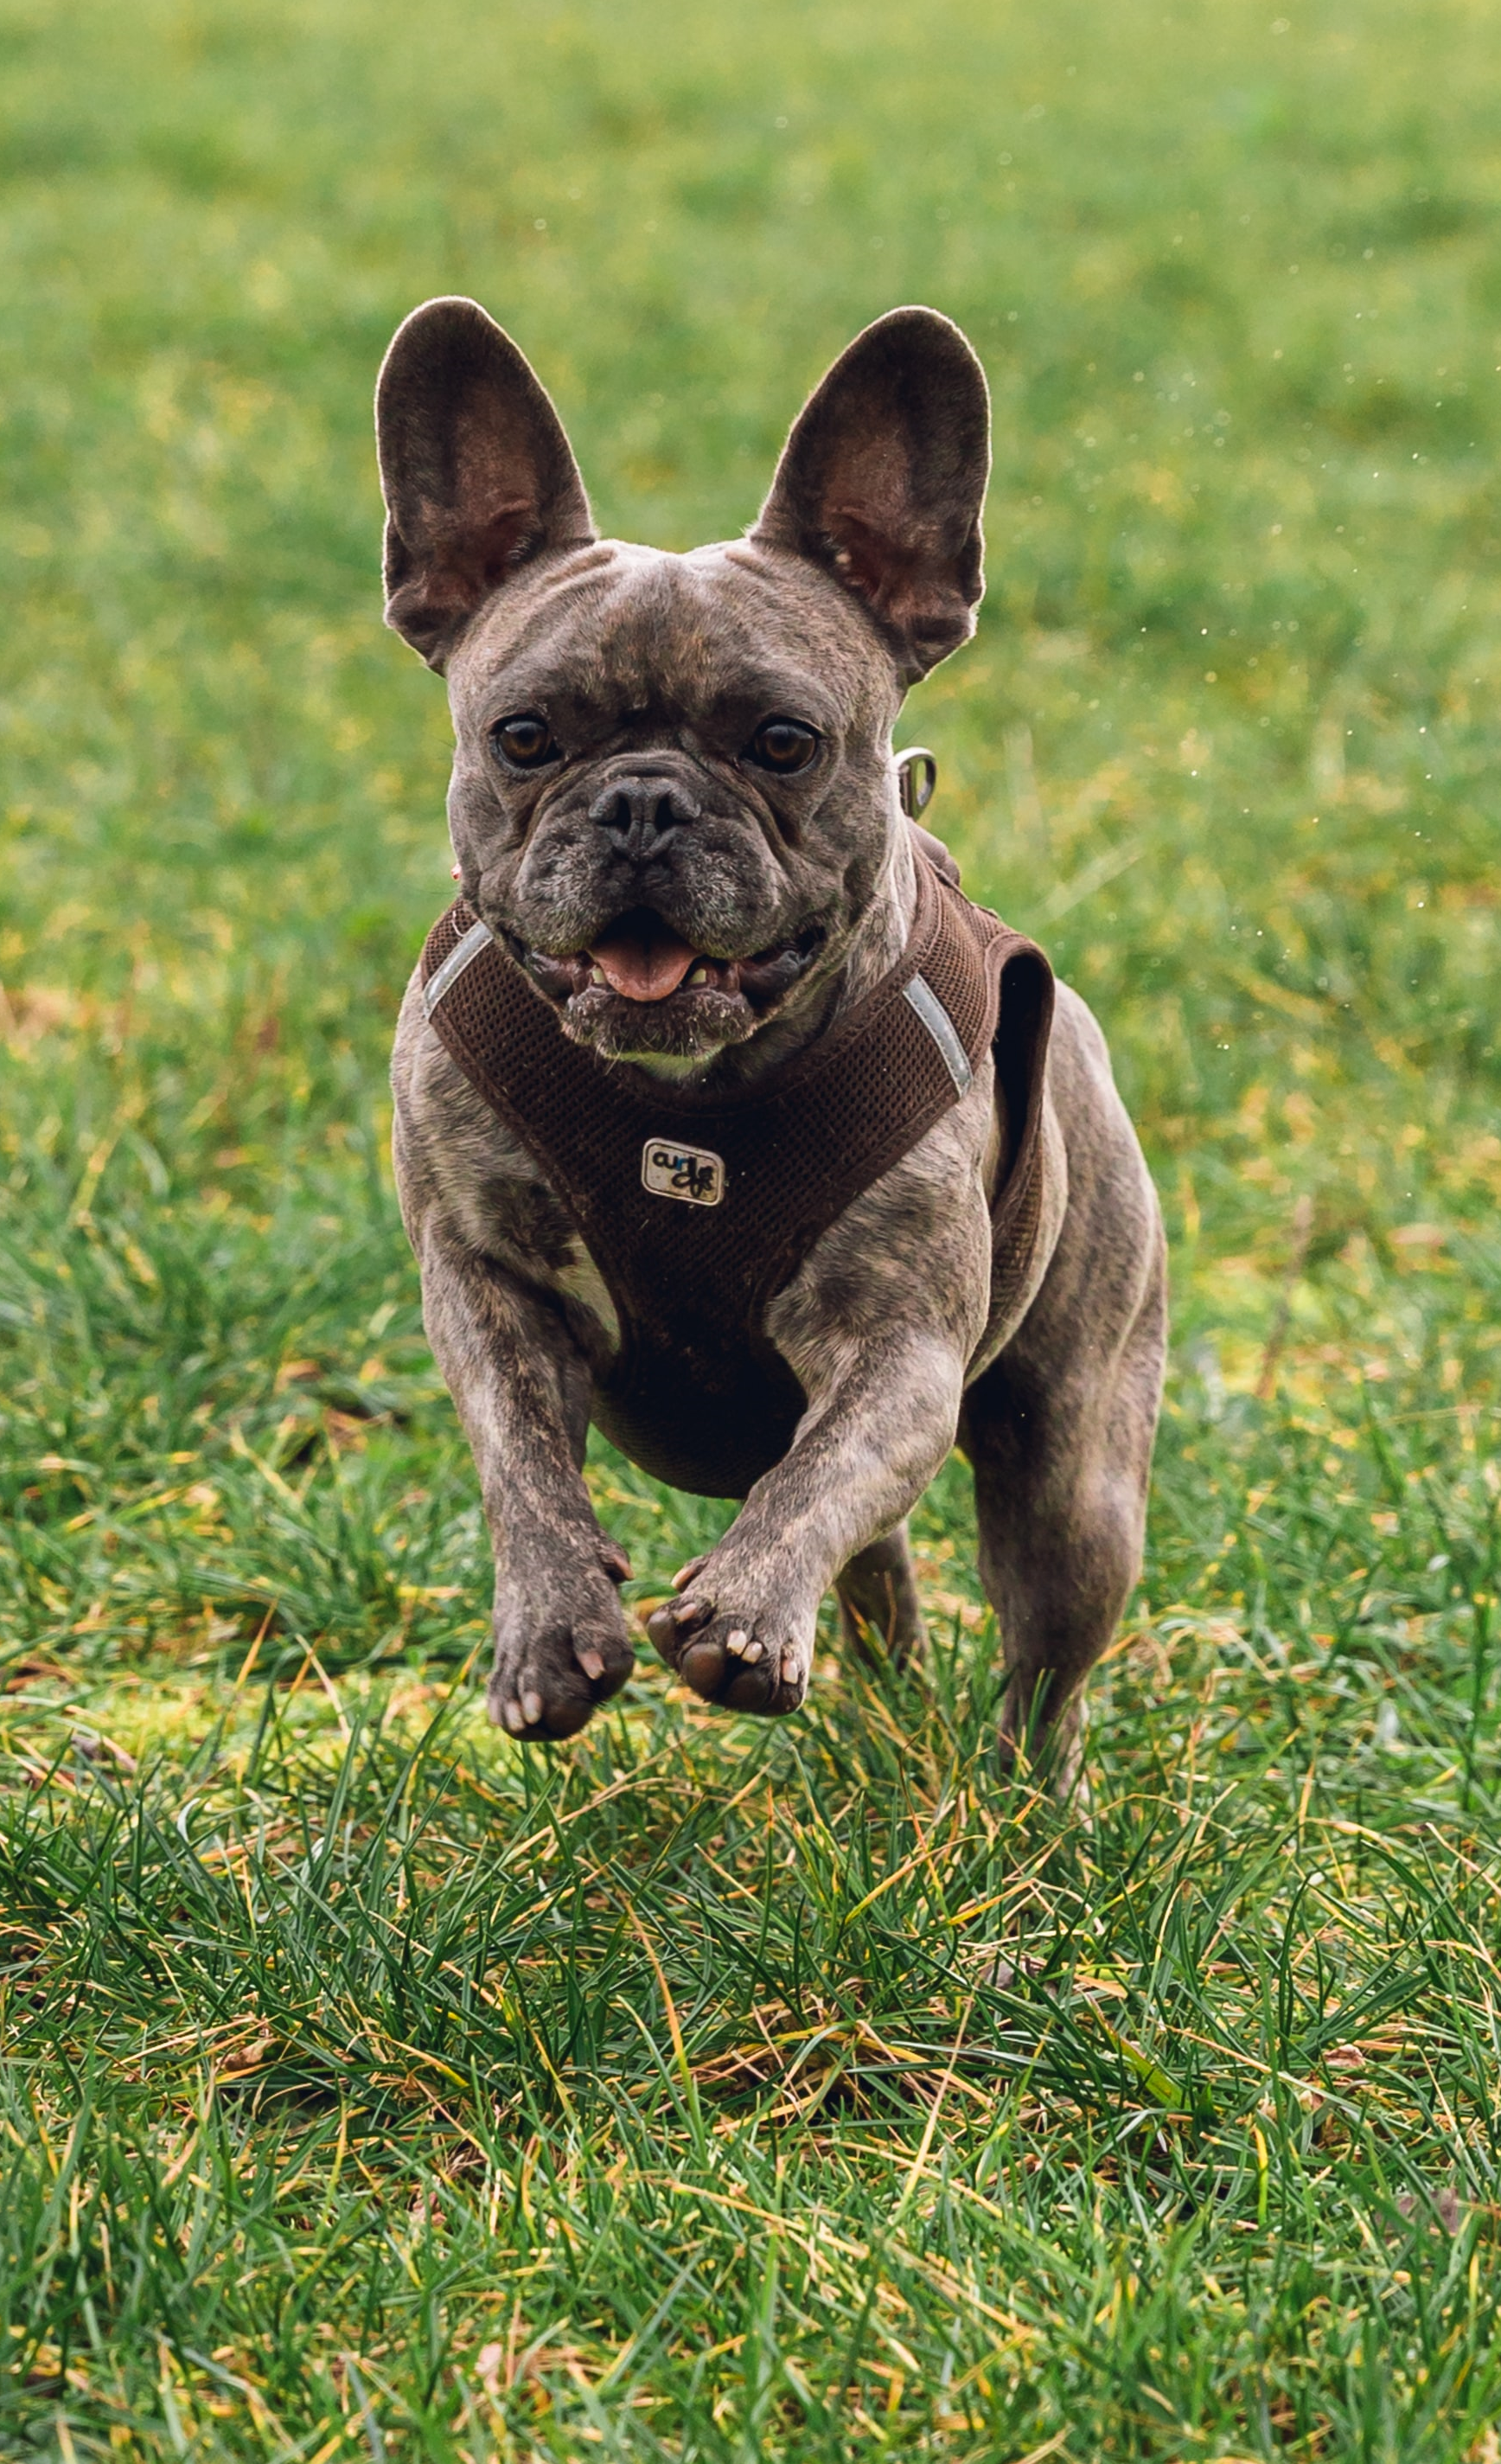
[375,298,595,669]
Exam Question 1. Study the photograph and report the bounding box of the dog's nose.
[588,775,701,856]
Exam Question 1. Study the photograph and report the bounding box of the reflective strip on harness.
[903,973,973,1096]
[423,918,495,1020]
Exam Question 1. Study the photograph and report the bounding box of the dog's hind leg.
[960,1239,1166,1787]
[959,988,1167,1786]
[835,1522,927,1667]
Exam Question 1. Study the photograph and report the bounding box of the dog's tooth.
[589,963,607,987]
[686,963,710,987]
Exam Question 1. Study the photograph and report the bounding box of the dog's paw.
[488,1545,635,1741]
[997,1684,1089,1806]
[645,1577,814,1717]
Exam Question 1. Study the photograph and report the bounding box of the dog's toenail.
[725,1629,749,1655]
[743,1639,763,1662]
[578,1647,605,1681]
[781,1650,798,1684]
[521,1689,543,1726]
[502,1699,525,1733]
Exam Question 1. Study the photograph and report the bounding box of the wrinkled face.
[445,538,901,1064]
[376,296,992,1067]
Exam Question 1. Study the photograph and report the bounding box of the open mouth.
[520,909,822,1011]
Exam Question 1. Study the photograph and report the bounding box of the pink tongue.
[590,920,698,1002]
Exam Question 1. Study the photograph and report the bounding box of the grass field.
[3,0,1501,2453]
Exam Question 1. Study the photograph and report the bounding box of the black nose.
[588,775,700,856]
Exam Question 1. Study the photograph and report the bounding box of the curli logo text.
[641,1141,725,1207]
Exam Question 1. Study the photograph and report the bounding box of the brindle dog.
[381,298,1166,1777]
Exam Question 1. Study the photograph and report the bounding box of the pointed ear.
[374,298,595,669]
[751,307,990,684]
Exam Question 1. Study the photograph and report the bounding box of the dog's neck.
[625,819,919,1094]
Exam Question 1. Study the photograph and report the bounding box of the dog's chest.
[417,857,1052,1498]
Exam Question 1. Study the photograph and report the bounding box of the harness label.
[642,1139,725,1207]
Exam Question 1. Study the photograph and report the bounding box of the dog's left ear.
[376,297,595,670]
[751,307,990,685]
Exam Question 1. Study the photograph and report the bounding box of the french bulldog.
[380,298,1166,1777]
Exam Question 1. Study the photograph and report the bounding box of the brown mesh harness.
[418,840,1053,1499]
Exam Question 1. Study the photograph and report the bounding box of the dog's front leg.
[418,1229,636,1738]
[643,1078,999,1717]
[646,1106,996,1716]
[647,1322,966,1712]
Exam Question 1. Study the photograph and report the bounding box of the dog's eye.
[745,718,820,775]
[491,714,559,770]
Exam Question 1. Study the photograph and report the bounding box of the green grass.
[3,0,1500,2452]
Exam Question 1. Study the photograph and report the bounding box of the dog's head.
[376,300,990,1066]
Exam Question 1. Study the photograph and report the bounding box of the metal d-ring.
[896,746,938,819]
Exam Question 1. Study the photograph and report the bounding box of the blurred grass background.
[3,0,1501,2455]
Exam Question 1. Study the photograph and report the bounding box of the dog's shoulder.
[764,1047,1001,1381]
[392,967,614,1333]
